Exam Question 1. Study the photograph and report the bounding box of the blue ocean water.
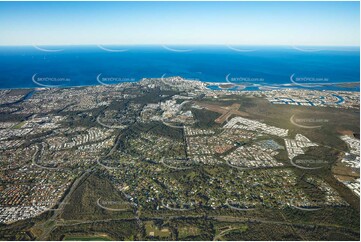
[0,45,359,91]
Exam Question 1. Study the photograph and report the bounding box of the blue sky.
[0,1,359,46]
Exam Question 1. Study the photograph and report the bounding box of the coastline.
[0,78,359,92]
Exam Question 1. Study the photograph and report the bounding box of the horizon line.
[0,44,360,47]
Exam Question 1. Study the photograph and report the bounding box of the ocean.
[0,45,359,91]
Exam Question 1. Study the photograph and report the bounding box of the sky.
[0,1,359,46]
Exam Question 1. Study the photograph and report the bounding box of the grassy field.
[63,234,113,241]
[12,121,26,129]
[49,220,139,241]
[144,221,171,238]
[177,226,201,239]
[61,173,133,221]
